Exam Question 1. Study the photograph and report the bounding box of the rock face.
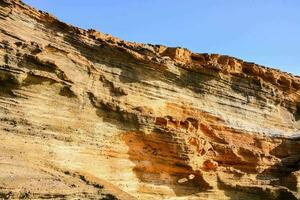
[1,0,300,199]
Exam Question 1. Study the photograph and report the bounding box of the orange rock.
[161,47,191,63]
[0,1,300,200]
[203,159,218,171]
[155,117,168,126]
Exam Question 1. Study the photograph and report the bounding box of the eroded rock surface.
[0,0,300,199]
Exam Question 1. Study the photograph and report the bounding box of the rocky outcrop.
[0,0,300,199]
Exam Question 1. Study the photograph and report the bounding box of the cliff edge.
[1,0,300,199]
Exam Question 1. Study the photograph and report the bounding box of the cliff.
[1,0,300,199]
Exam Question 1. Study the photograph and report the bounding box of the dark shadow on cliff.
[257,139,300,191]
[0,69,21,98]
[122,130,212,196]
[87,92,140,131]
[251,139,300,200]
[294,103,300,121]
[217,138,300,200]
[217,176,298,200]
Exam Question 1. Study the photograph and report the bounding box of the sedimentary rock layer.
[0,0,300,199]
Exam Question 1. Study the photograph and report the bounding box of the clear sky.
[23,0,300,75]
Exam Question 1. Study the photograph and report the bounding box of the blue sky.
[23,0,300,75]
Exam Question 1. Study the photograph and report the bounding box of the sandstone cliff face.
[1,0,300,199]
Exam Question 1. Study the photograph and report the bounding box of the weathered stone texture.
[0,0,300,199]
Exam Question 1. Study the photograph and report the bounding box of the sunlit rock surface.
[1,0,300,199]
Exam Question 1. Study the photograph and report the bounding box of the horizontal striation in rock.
[0,0,300,199]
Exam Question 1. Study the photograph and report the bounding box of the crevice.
[59,85,77,98]
[294,103,300,121]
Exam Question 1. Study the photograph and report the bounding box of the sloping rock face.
[1,0,300,199]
